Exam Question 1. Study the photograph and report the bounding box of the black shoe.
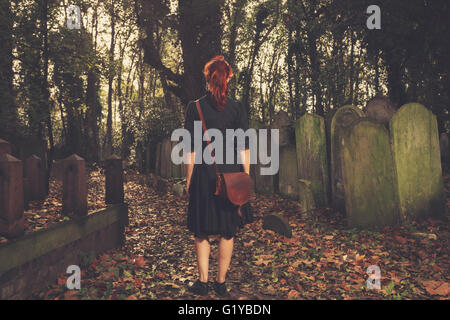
[213,281,228,297]
[188,280,209,296]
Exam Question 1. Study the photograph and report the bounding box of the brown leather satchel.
[195,100,252,216]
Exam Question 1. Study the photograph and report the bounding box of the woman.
[184,55,253,297]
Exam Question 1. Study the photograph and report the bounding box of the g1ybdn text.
[178,304,271,317]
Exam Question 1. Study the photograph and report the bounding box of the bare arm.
[240,148,250,175]
[185,151,195,193]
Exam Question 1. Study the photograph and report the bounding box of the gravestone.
[0,139,12,155]
[295,113,329,207]
[390,103,445,219]
[155,142,162,176]
[105,154,124,204]
[172,182,185,197]
[298,179,315,215]
[271,110,293,147]
[0,154,25,238]
[23,177,30,210]
[340,119,399,228]
[329,105,364,211]
[278,145,298,198]
[155,176,168,195]
[262,214,292,238]
[365,96,397,125]
[62,154,87,217]
[146,172,157,188]
[24,155,46,201]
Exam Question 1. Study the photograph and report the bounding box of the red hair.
[203,55,234,110]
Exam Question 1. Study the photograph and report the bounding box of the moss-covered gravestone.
[340,119,399,228]
[295,114,329,207]
[278,145,298,198]
[390,103,445,219]
[298,179,315,215]
[330,105,364,211]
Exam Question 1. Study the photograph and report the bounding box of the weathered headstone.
[155,176,168,195]
[390,103,445,219]
[62,154,87,217]
[295,113,329,207]
[329,105,364,211]
[24,155,46,201]
[146,172,157,188]
[262,214,292,238]
[271,110,293,147]
[155,142,161,176]
[340,119,399,228]
[278,145,298,198]
[0,154,25,238]
[298,179,315,216]
[172,182,185,197]
[105,154,124,204]
[0,139,12,155]
[365,96,397,125]
[23,177,30,210]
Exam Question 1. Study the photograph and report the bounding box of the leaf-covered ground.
[30,170,450,300]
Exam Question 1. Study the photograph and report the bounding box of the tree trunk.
[104,2,116,157]
[0,0,17,137]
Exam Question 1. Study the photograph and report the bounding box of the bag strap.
[195,100,220,176]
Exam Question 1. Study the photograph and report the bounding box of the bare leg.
[195,237,210,282]
[217,237,234,283]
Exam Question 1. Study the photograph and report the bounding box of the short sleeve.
[237,101,250,149]
[183,102,196,150]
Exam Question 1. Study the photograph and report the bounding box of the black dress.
[184,91,253,239]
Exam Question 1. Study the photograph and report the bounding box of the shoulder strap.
[195,100,220,175]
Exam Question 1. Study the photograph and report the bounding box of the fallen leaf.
[135,256,147,267]
[423,281,450,296]
[287,289,299,298]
